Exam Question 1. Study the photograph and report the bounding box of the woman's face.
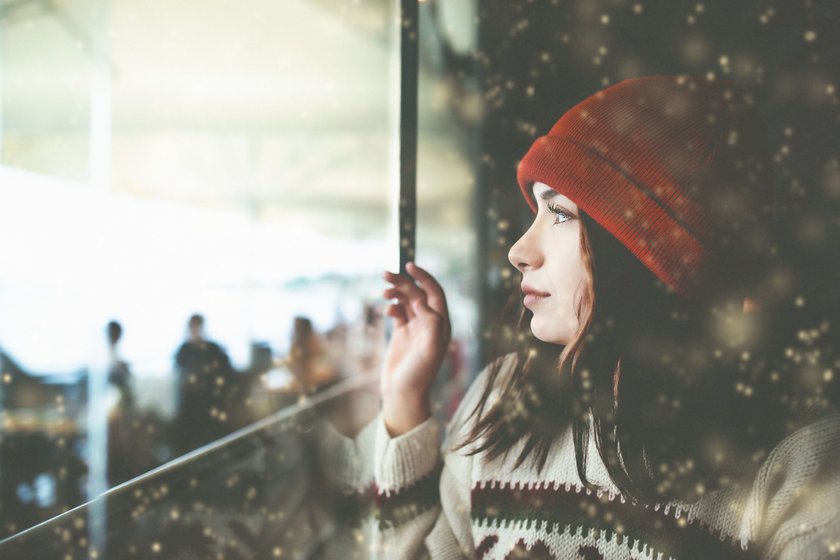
[508,182,588,346]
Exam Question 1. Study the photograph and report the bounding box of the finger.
[410,289,452,341]
[384,302,408,328]
[383,270,427,307]
[411,299,451,341]
[382,287,409,303]
[382,286,415,321]
[406,263,449,319]
[404,266,452,341]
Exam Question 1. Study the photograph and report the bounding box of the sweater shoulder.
[740,409,840,550]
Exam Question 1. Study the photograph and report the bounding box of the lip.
[521,283,550,308]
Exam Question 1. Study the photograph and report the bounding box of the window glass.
[0,0,480,541]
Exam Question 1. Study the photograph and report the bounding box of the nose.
[508,222,541,272]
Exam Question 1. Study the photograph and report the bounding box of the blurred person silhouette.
[173,313,237,455]
[287,316,340,394]
[105,320,162,486]
[105,320,135,410]
[349,303,385,374]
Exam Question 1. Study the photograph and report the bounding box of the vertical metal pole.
[397,0,418,274]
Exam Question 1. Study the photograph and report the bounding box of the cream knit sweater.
[321,354,840,559]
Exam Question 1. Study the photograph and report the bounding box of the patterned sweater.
[321,354,840,559]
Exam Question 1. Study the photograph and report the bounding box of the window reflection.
[0,0,478,547]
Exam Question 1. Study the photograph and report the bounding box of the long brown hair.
[459,210,829,504]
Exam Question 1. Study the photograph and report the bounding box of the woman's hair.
[461,76,836,503]
[459,210,835,504]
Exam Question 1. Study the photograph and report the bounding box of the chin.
[529,316,573,346]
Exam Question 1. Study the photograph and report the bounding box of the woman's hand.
[380,262,451,436]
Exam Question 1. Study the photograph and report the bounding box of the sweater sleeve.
[313,407,469,559]
[371,414,473,559]
[371,357,511,559]
[315,356,512,559]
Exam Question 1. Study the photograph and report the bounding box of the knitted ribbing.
[517,75,768,297]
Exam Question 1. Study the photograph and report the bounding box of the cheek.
[529,225,588,345]
[548,248,588,331]
[549,246,588,303]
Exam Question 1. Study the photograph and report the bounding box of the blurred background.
[0,0,481,541]
[0,0,838,557]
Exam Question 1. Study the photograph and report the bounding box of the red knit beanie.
[517,75,772,298]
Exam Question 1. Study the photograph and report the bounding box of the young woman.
[339,76,839,560]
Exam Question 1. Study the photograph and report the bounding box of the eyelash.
[546,203,573,224]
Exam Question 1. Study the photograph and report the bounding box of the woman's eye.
[547,204,573,224]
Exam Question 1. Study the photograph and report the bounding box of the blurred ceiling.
[1,0,475,237]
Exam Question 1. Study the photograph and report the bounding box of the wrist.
[382,395,431,437]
